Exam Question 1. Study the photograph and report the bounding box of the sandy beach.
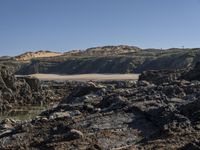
[24,73,139,81]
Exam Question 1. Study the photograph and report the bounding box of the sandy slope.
[15,51,63,61]
[26,74,139,81]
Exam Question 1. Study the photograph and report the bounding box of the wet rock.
[0,118,16,130]
[60,82,103,105]
[49,111,71,119]
[69,129,84,139]
[99,95,128,112]
[179,141,200,150]
[23,76,40,92]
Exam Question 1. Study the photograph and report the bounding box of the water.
[0,105,49,122]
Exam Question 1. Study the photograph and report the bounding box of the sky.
[0,0,200,56]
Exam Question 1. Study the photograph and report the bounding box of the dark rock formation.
[4,60,200,149]
[139,69,187,84]
[16,56,143,75]
[2,69,200,149]
[0,66,74,111]
[182,61,200,81]
[0,66,44,111]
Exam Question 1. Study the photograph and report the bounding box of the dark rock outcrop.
[139,69,187,84]
[182,61,200,81]
[0,66,44,111]
[2,72,200,149]
[0,66,75,111]
[4,61,200,149]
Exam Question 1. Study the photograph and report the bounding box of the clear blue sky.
[1,0,200,56]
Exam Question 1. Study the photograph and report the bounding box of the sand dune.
[15,51,63,61]
[27,73,139,81]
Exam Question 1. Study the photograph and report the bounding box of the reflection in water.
[0,104,54,121]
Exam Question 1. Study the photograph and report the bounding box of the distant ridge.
[0,56,12,60]
[12,45,142,60]
[84,45,141,56]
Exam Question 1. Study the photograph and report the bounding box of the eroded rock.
[2,64,200,149]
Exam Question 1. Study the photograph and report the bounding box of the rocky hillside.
[1,45,200,75]
[15,47,200,75]
[83,45,141,56]
[16,56,145,74]
[0,56,12,60]
[14,45,159,74]
[2,64,200,149]
[62,45,141,57]
[15,50,63,61]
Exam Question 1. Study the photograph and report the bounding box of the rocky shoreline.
[1,63,200,149]
[0,66,83,112]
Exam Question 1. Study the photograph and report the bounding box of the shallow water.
[0,105,50,121]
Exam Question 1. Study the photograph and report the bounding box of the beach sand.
[27,73,139,81]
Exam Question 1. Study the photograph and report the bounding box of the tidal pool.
[0,105,52,121]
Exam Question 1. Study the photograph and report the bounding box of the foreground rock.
[0,66,42,111]
[1,73,200,149]
[3,62,200,149]
[182,61,200,81]
[139,69,188,84]
[0,66,75,111]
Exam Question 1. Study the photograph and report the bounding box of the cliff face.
[16,56,145,75]
[2,45,200,75]
[16,49,200,75]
